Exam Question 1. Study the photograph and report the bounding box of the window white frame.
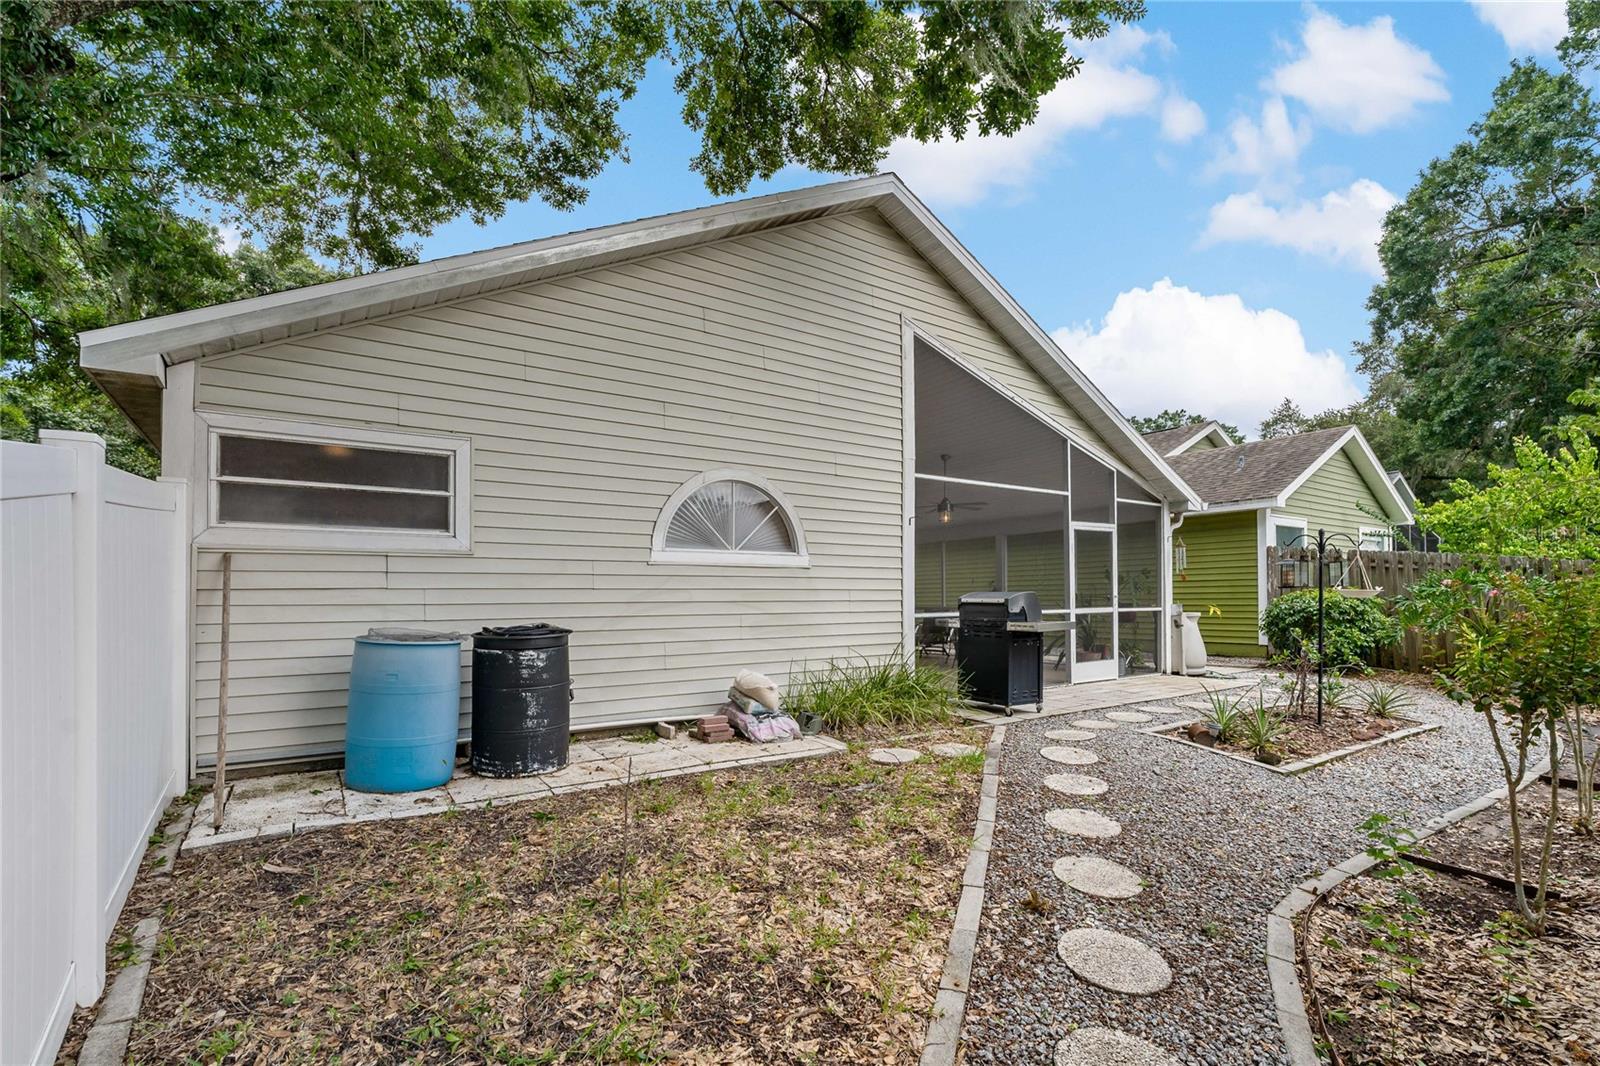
[1260,512,1308,642]
[649,468,809,567]
[197,412,472,553]
[1358,526,1394,551]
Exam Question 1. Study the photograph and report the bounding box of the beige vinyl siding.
[189,209,1120,765]
[1172,510,1260,656]
[1282,449,1395,542]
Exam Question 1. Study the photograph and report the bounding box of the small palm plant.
[1239,696,1289,761]
[1358,682,1415,720]
[1204,687,1246,743]
[1321,676,1351,712]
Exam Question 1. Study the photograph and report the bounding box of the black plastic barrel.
[470,624,572,777]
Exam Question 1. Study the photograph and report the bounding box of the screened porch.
[912,338,1167,683]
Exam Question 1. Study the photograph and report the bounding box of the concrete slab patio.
[186,732,845,852]
[958,671,1257,724]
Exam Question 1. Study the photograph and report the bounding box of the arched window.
[650,470,809,567]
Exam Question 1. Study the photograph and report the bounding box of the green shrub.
[785,655,958,731]
[1260,590,1401,669]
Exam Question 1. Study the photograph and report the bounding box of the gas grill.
[956,591,1058,714]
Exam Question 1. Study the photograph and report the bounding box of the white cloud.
[214,222,244,253]
[1052,279,1362,432]
[1159,93,1206,143]
[1471,0,1567,52]
[1207,97,1311,180]
[1268,7,1448,133]
[1199,178,1398,275]
[884,26,1182,206]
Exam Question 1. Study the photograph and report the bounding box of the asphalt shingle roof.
[1164,426,1352,505]
[1140,423,1215,456]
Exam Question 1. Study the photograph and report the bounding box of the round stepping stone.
[1056,928,1172,994]
[1052,855,1145,899]
[1044,808,1123,839]
[1055,1027,1179,1066]
[868,747,921,765]
[1074,719,1122,730]
[1040,746,1099,767]
[1139,704,1189,716]
[1042,773,1109,797]
[929,742,981,758]
[1105,710,1153,724]
[1045,728,1098,742]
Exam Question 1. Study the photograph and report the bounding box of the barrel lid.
[357,627,463,644]
[476,623,572,639]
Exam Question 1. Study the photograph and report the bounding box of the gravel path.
[961,673,1512,1066]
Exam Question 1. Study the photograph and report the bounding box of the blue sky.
[406,1,1567,437]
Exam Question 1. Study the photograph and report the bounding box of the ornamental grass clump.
[1239,696,1289,762]
[1203,687,1246,743]
[785,655,958,732]
[1359,683,1416,721]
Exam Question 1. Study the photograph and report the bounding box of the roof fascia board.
[1277,428,1414,523]
[1196,498,1277,516]
[1166,421,1232,456]
[75,170,1200,509]
[79,175,903,375]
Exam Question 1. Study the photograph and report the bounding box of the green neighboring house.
[1144,422,1414,657]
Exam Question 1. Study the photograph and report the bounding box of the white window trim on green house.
[1358,526,1395,551]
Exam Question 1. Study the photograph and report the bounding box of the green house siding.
[1282,450,1394,540]
[1172,510,1260,656]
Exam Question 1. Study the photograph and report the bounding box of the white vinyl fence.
[1,432,187,1065]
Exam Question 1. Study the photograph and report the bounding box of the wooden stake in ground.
[213,552,233,831]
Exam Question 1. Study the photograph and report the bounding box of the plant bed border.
[918,724,1007,1066]
[1264,780,1535,1066]
[1142,716,1442,775]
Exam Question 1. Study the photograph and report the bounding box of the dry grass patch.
[116,730,985,1065]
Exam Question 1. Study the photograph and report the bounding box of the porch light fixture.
[938,497,953,524]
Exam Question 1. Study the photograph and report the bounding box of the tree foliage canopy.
[1128,407,1242,443]
[2,0,1143,468]
[1415,386,1600,560]
[1358,0,1600,498]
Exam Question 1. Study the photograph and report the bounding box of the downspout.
[1167,508,1191,675]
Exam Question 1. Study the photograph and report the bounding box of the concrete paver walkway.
[188,733,844,851]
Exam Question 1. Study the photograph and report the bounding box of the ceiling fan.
[925,454,987,525]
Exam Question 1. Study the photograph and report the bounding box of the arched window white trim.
[650,469,809,567]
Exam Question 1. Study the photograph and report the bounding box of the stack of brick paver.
[695,713,734,743]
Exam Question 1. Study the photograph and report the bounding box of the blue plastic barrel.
[344,630,463,793]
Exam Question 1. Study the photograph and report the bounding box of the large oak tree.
[1359,0,1600,500]
[2,0,1142,469]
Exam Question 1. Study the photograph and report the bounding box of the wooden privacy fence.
[1266,545,1595,673]
[1,432,187,1065]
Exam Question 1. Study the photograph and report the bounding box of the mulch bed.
[1230,706,1418,762]
[1304,787,1600,1065]
[61,728,986,1065]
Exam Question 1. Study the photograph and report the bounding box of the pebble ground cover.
[961,676,1508,1065]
